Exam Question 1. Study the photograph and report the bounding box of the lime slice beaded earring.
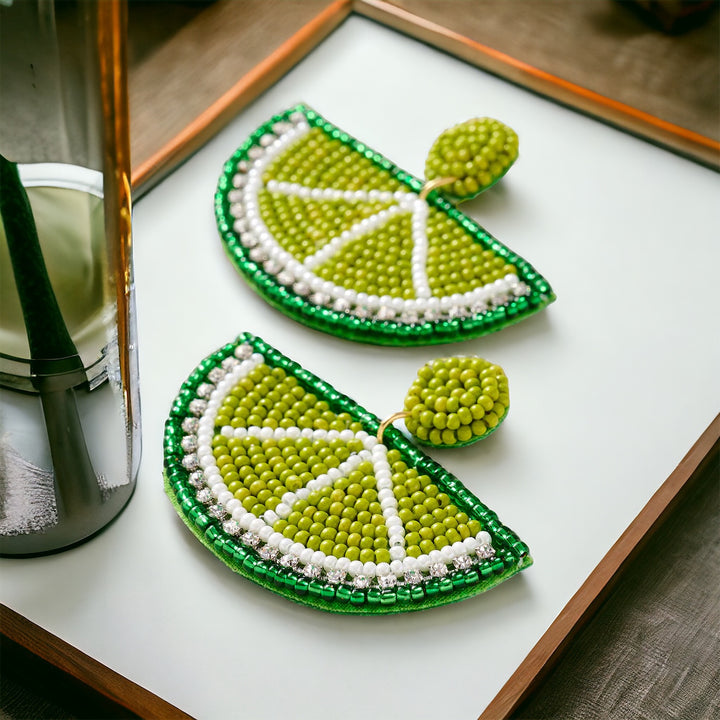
[164,334,531,614]
[215,104,554,346]
[378,356,509,448]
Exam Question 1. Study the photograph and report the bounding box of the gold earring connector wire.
[419,176,457,200]
[376,411,411,444]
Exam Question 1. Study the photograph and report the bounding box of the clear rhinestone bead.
[375,306,396,321]
[272,121,292,134]
[188,471,204,489]
[353,575,370,589]
[333,298,350,313]
[221,357,240,371]
[259,133,276,147]
[208,504,227,520]
[423,309,440,322]
[277,271,294,286]
[258,545,278,561]
[353,306,370,319]
[207,367,226,383]
[248,146,264,159]
[400,310,419,325]
[403,569,423,585]
[324,569,344,584]
[303,564,322,579]
[249,247,268,263]
[181,435,198,453]
[196,488,213,504]
[229,202,245,218]
[242,532,260,548]
[476,543,496,560]
[377,574,397,589]
[310,292,329,306]
[181,417,199,434]
[429,562,448,578]
[223,519,242,536]
[264,260,281,275]
[189,399,207,416]
[279,554,299,569]
[234,344,253,360]
[181,454,199,470]
[453,555,474,570]
[236,160,249,172]
[242,233,259,248]
[232,173,247,188]
[196,383,214,399]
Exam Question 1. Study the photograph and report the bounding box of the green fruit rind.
[404,356,509,448]
[164,333,531,614]
[424,117,519,201]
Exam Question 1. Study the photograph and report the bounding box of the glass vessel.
[0,0,139,554]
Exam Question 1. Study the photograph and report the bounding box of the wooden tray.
[2,2,718,717]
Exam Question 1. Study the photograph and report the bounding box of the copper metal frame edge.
[0,603,194,719]
[478,412,720,719]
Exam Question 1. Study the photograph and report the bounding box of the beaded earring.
[164,334,531,614]
[214,104,554,346]
[377,356,509,448]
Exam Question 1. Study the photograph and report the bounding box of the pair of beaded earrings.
[163,106,553,614]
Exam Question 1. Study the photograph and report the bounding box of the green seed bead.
[375,549,391,564]
[345,546,360,561]
[419,539,435,554]
[359,548,375,564]
[405,531,421,546]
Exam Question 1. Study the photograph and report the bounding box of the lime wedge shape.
[164,333,532,614]
[215,104,554,345]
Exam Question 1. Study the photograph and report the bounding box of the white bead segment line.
[409,198,431,299]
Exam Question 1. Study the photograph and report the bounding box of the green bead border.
[214,104,556,347]
[164,332,533,614]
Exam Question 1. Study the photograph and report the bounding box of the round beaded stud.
[377,356,509,448]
